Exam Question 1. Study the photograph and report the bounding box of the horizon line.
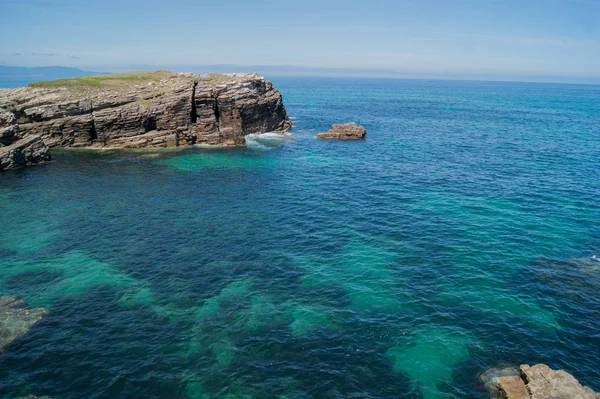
[1,63,599,86]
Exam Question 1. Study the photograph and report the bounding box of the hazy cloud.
[27,52,80,59]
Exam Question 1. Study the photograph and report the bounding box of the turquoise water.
[1,78,600,398]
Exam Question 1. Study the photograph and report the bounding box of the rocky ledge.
[482,364,600,399]
[0,71,292,170]
[0,296,48,352]
[0,134,51,170]
[316,122,367,140]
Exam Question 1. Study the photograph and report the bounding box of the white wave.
[245,132,294,151]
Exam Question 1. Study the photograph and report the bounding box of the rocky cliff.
[0,71,292,170]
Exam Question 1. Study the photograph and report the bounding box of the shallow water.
[1,78,599,398]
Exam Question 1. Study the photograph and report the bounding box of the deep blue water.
[0,78,32,88]
[1,77,600,399]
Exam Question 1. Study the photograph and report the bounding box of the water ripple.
[1,79,599,398]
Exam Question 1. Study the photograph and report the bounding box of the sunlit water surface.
[1,78,599,398]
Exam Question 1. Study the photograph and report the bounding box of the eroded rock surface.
[481,367,523,398]
[497,376,529,399]
[0,71,292,167]
[483,364,600,399]
[0,134,51,171]
[521,364,600,399]
[0,296,48,352]
[316,122,367,140]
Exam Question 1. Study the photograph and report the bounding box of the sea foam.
[245,132,294,151]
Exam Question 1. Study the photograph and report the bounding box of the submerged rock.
[482,364,600,399]
[480,367,522,398]
[0,134,51,171]
[0,296,48,352]
[316,122,367,140]
[0,71,292,170]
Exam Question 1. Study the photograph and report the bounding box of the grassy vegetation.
[26,71,240,93]
[204,73,232,83]
[27,71,177,89]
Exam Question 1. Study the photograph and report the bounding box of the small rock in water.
[0,296,49,353]
[316,122,367,140]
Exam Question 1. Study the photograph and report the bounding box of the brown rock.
[497,376,529,399]
[481,367,522,398]
[316,122,367,140]
[0,134,51,171]
[0,71,292,156]
[520,364,600,399]
[105,129,178,149]
[483,364,600,399]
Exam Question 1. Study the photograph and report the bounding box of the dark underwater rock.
[316,122,367,140]
[0,296,49,352]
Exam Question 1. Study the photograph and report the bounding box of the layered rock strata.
[316,122,367,140]
[0,71,292,169]
[0,134,51,171]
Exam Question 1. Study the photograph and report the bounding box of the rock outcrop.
[521,364,599,399]
[0,134,51,171]
[0,71,292,170]
[482,364,600,399]
[316,122,367,140]
[0,296,48,352]
[0,108,51,170]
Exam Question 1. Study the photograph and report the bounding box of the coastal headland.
[0,71,292,170]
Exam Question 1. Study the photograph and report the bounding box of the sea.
[1,76,599,398]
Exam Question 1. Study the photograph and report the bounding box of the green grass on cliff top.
[27,71,176,88]
[27,71,231,89]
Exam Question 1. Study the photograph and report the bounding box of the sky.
[1,0,599,82]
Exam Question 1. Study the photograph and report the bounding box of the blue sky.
[1,0,599,82]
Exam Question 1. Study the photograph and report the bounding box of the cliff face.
[0,71,291,170]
